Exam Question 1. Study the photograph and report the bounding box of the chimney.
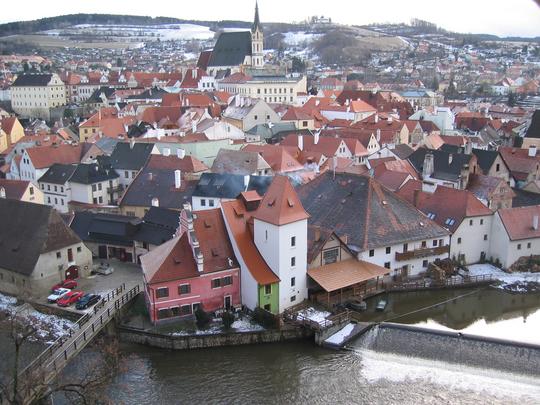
[147,172,153,181]
[374,114,379,124]
[192,121,197,133]
[533,215,539,231]
[465,141,472,155]
[423,152,434,178]
[0,187,5,199]
[413,189,421,207]
[387,115,393,123]
[177,148,186,159]
[129,137,135,149]
[332,155,337,179]
[529,145,537,158]
[151,197,159,207]
[314,226,321,242]
[244,174,250,189]
[174,169,182,189]
[163,147,170,156]
[314,131,320,145]
[298,134,304,151]
[192,68,197,79]
[448,153,453,165]
[376,129,381,142]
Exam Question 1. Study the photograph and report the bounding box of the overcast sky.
[1,0,539,38]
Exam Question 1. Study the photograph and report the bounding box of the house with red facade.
[141,205,240,323]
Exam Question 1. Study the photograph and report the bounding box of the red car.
[57,290,84,307]
[51,279,78,292]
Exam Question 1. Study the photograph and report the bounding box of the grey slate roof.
[0,199,82,275]
[120,168,196,210]
[192,173,272,199]
[512,188,540,208]
[408,148,473,182]
[297,172,449,252]
[246,122,297,141]
[208,31,252,67]
[38,163,77,185]
[86,86,115,104]
[211,148,270,175]
[471,148,499,174]
[70,210,177,247]
[12,74,52,87]
[525,110,540,139]
[110,142,154,171]
[69,162,119,185]
[95,137,120,155]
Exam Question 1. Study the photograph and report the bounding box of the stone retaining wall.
[118,325,314,350]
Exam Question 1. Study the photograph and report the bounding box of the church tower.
[251,1,264,69]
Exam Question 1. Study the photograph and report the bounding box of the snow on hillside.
[283,31,322,45]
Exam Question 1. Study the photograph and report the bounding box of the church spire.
[252,1,262,33]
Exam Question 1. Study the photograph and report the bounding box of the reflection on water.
[360,287,540,342]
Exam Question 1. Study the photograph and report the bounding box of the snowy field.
[283,31,322,46]
[0,293,74,343]
[468,264,540,284]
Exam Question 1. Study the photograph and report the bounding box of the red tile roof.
[498,205,540,241]
[26,144,84,169]
[397,183,492,232]
[252,175,309,226]
[242,144,303,173]
[0,179,31,200]
[145,154,208,173]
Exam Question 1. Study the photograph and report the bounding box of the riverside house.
[141,206,240,323]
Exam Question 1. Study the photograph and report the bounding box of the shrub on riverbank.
[221,311,235,330]
[195,307,211,329]
[252,308,277,329]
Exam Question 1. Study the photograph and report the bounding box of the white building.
[11,73,67,120]
[252,176,309,311]
[489,205,540,269]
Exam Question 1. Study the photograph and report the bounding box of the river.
[6,287,540,404]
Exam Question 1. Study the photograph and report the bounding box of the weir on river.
[348,323,540,376]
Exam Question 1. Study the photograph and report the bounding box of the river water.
[4,287,540,404]
[95,287,540,404]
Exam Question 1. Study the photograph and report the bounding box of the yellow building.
[11,73,67,120]
[1,116,25,146]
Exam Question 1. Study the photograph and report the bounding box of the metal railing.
[387,274,494,291]
[16,283,141,392]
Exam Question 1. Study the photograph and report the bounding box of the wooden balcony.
[395,245,450,261]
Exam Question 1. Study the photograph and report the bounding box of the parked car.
[47,288,71,303]
[75,294,102,310]
[51,279,78,292]
[347,299,367,312]
[93,262,114,276]
[376,299,388,311]
[57,290,84,307]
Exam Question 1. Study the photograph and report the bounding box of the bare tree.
[0,310,122,404]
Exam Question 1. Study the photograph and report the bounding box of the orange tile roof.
[242,144,303,173]
[221,199,279,285]
[252,175,309,226]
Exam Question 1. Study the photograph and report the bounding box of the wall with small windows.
[253,218,308,312]
[450,214,494,264]
[145,267,241,324]
[0,241,91,297]
[489,212,539,269]
[357,235,451,278]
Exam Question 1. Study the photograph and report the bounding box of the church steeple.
[250,1,264,68]
[251,1,263,33]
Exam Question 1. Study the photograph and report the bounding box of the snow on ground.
[0,293,74,343]
[325,323,355,345]
[297,307,331,324]
[283,31,322,45]
[467,264,540,285]
[232,318,264,332]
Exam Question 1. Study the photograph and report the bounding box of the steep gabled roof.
[38,163,77,184]
[0,199,81,275]
[525,110,540,139]
[252,175,309,226]
[0,179,31,200]
[221,199,279,285]
[297,172,448,251]
[109,142,154,171]
[12,73,52,87]
[26,144,85,169]
[208,31,252,68]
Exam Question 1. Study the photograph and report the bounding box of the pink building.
[141,206,240,323]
